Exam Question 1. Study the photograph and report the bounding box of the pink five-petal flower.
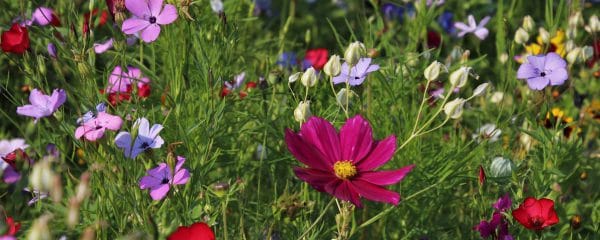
[16,88,66,121]
[139,156,189,200]
[121,0,178,43]
[75,112,123,141]
[285,115,415,207]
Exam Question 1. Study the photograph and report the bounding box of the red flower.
[167,222,215,240]
[304,48,329,70]
[478,165,485,186]
[427,31,441,49]
[83,9,109,35]
[4,216,20,236]
[1,23,30,54]
[512,197,559,231]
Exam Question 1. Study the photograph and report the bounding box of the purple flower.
[23,188,49,206]
[224,72,246,90]
[516,52,568,90]
[28,7,59,26]
[438,11,454,33]
[381,3,404,22]
[47,43,57,58]
[493,193,512,212]
[454,15,490,40]
[114,117,164,159]
[121,0,178,43]
[77,103,107,125]
[332,58,380,86]
[75,112,123,141]
[139,156,190,200]
[277,52,297,69]
[94,38,114,54]
[16,89,66,122]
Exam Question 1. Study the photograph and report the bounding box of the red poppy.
[512,197,559,231]
[304,48,329,70]
[1,23,30,54]
[167,222,215,240]
[4,216,21,236]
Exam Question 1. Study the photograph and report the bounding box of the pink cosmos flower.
[285,115,415,207]
[16,89,66,122]
[139,156,190,200]
[75,112,123,141]
[121,0,178,43]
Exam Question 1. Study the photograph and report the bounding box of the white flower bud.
[449,66,471,88]
[566,47,582,64]
[565,40,575,52]
[443,98,466,119]
[344,41,366,66]
[75,172,91,203]
[254,144,267,161]
[28,214,53,240]
[489,157,515,178]
[472,83,489,97]
[67,198,80,228]
[569,12,583,27]
[538,27,550,44]
[323,55,341,77]
[587,15,599,33]
[498,53,509,64]
[300,67,318,87]
[293,101,311,123]
[336,88,356,107]
[582,45,594,61]
[29,159,55,192]
[490,91,504,104]
[514,28,529,44]
[288,72,301,83]
[210,0,224,13]
[522,15,535,32]
[424,61,445,81]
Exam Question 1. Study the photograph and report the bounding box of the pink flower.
[285,115,415,207]
[139,156,190,200]
[75,112,123,141]
[121,0,178,43]
[28,7,61,26]
[0,139,28,184]
[16,88,66,122]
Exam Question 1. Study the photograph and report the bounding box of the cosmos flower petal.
[175,156,186,172]
[285,129,332,171]
[98,112,123,131]
[299,117,341,165]
[348,76,367,86]
[356,135,396,171]
[467,15,477,28]
[339,115,373,163]
[94,38,114,54]
[157,4,178,25]
[478,16,491,28]
[351,180,400,205]
[538,198,559,226]
[125,0,150,18]
[134,118,151,137]
[328,181,362,208]
[356,164,415,186]
[547,68,568,86]
[293,167,336,192]
[148,124,164,138]
[149,184,170,200]
[114,132,133,157]
[526,77,549,90]
[140,24,161,42]
[85,128,106,141]
[122,18,150,34]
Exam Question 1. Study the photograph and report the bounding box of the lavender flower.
[139,156,190,200]
[77,103,107,125]
[516,52,568,90]
[454,15,491,40]
[332,58,380,86]
[16,89,66,122]
[114,117,164,159]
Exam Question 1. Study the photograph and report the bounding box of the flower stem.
[297,198,335,240]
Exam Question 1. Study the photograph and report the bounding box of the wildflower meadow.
[2,0,600,239]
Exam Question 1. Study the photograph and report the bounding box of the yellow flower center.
[333,160,357,180]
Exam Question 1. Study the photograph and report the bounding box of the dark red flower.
[83,9,109,35]
[304,48,329,70]
[137,83,151,98]
[478,165,486,186]
[427,31,441,49]
[587,40,599,68]
[512,197,559,231]
[1,23,30,54]
[167,222,215,240]
[4,216,20,236]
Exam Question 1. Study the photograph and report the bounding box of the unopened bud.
[569,12,583,27]
[498,53,509,64]
[586,15,599,33]
[344,41,366,66]
[449,66,471,88]
[514,28,529,44]
[323,55,341,77]
[443,98,466,119]
[538,28,550,44]
[522,15,535,32]
[75,172,91,202]
[51,175,62,203]
[29,159,55,192]
[27,214,52,240]
[472,83,489,97]
[336,88,356,107]
[67,198,80,228]
[566,47,582,64]
[288,72,301,83]
[424,61,445,81]
[255,144,267,161]
[293,101,311,123]
[582,46,594,61]
[565,40,575,52]
[300,67,318,87]
[489,157,515,178]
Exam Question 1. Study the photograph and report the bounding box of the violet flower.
[75,112,123,141]
[23,188,49,206]
[47,43,57,58]
[139,156,190,200]
[114,117,164,159]
[516,52,568,90]
[121,0,178,43]
[28,7,60,26]
[16,89,66,122]
[493,193,512,212]
[454,15,491,40]
[77,103,107,125]
[332,58,380,86]
[438,11,454,33]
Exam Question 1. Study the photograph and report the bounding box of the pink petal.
[326,180,362,207]
[285,129,332,171]
[356,164,415,186]
[97,112,123,131]
[17,105,48,118]
[339,115,373,163]
[149,0,164,17]
[149,184,170,200]
[172,169,189,185]
[84,128,106,141]
[351,180,400,205]
[122,18,150,34]
[299,117,341,165]
[140,24,161,42]
[175,156,186,172]
[157,4,178,25]
[293,167,337,192]
[356,135,396,171]
[474,28,489,40]
[29,89,50,107]
[49,89,66,110]
[75,126,87,139]
[94,38,114,54]
[125,0,151,18]
[139,175,161,189]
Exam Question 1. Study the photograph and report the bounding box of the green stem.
[297,198,335,240]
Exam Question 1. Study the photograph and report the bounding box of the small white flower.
[473,123,502,143]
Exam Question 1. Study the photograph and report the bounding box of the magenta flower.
[139,156,190,200]
[27,7,60,26]
[121,0,178,43]
[16,89,66,122]
[75,112,123,141]
[332,58,380,86]
[454,15,490,40]
[114,117,164,159]
[493,193,512,212]
[106,66,151,94]
[0,139,28,184]
[0,139,27,158]
[285,115,415,207]
[516,52,568,90]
